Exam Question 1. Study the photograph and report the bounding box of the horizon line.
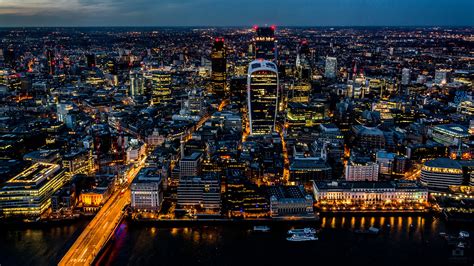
[0,25,473,28]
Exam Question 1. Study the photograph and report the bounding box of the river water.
[0,215,471,266]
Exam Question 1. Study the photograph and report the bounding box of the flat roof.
[6,163,60,186]
[314,180,425,191]
[424,158,462,169]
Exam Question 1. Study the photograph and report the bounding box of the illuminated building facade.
[150,71,172,105]
[211,38,227,96]
[62,149,94,177]
[324,56,337,79]
[46,50,55,75]
[224,177,269,218]
[177,174,221,211]
[0,163,68,217]
[247,60,279,135]
[434,69,451,85]
[254,26,276,61]
[131,168,163,212]
[267,185,313,217]
[421,158,463,190]
[401,68,411,85]
[345,160,379,181]
[313,180,428,209]
[288,82,311,103]
[431,124,470,146]
[129,70,145,97]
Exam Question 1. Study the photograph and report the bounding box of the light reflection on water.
[96,215,456,266]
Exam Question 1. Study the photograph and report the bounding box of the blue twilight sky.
[0,0,472,27]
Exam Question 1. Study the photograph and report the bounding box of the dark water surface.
[0,219,89,266]
[96,216,470,266]
[0,216,471,266]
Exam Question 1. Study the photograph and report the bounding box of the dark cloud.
[0,0,472,26]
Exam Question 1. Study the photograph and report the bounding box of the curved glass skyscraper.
[247,60,279,135]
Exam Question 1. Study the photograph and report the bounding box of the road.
[59,157,146,266]
[275,123,290,182]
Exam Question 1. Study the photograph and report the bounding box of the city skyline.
[0,0,473,27]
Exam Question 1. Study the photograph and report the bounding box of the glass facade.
[247,60,279,135]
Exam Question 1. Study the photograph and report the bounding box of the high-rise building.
[46,50,55,75]
[129,70,145,97]
[296,40,312,81]
[150,71,172,105]
[210,38,226,97]
[401,68,411,85]
[324,56,337,79]
[254,26,276,61]
[247,60,279,135]
[86,53,96,68]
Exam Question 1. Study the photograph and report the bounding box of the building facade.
[0,163,69,217]
[247,60,279,135]
[131,168,163,212]
[211,38,227,97]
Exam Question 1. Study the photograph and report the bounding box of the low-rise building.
[421,158,463,191]
[345,159,379,181]
[177,174,221,212]
[313,180,428,210]
[267,185,313,217]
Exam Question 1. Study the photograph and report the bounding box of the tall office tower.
[254,26,276,61]
[107,59,118,86]
[86,53,96,68]
[46,50,55,75]
[129,70,145,97]
[324,56,337,79]
[434,69,451,85]
[299,39,310,57]
[296,40,312,81]
[3,48,15,68]
[247,60,279,135]
[150,71,172,105]
[210,38,227,97]
[401,68,411,85]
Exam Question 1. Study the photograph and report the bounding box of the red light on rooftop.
[253,25,258,30]
[270,25,276,30]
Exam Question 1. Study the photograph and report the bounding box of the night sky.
[0,0,472,27]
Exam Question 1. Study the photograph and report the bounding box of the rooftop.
[423,158,462,169]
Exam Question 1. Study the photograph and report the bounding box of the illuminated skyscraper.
[324,56,337,79]
[86,53,96,68]
[247,60,279,135]
[46,50,55,75]
[150,71,172,105]
[129,70,145,97]
[401,68,411,85]
[211,38,227,97]
[254,26,276,61]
